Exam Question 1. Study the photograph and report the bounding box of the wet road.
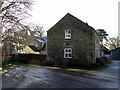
[2,60,119,88]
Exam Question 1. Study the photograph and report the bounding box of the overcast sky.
[28,0,119,37]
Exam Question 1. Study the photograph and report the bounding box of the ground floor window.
[64,48,72,58]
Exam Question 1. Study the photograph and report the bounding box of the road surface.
[1,60,119,88]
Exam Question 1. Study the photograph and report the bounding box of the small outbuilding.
[20,45,40,54]
[20,36,47,55]
[111,47,120,60]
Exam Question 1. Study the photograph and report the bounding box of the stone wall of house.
[92,29,100,63]
[47,14,97,67]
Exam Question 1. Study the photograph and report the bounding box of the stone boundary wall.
[11,54,46,65]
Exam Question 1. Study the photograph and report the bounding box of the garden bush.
[101,56,111,64]
[2,56,12,67]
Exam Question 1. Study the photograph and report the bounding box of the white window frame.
[65,30,71,39]
[64,48,72,58]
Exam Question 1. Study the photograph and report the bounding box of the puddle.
[113,67,119,68]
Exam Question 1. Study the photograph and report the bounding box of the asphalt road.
[1,60,119,88]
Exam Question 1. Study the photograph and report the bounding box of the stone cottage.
[47,13,100,67]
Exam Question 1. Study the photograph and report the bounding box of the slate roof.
[28,45,40,52]
[40,43,46,51]
[11,50,18,54]
[35,36,47,43]
[26,36,47,52]
[101,45,111,54]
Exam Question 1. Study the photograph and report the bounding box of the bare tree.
[104,36,120,50]
[2,24,45,53]
[34,25,45,37]
[0,0,33,62]
[0,0,33,29]
[2,28,28,53]
[23,24,45,47]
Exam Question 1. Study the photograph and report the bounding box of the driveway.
[1,60,119,88]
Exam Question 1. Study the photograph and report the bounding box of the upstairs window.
[65,30,71,39]
[64,48,72,58]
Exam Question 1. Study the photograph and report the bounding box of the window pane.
[65,30,71,39]
[68,30,71,33]
[66,30,68,33]
[68,35,70,37]
[66,54,68,57]
[65,31,67,33]
[69,49,71,52]
[65,49,68,52]
[64,48,72,58]
[69,54,72,58]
